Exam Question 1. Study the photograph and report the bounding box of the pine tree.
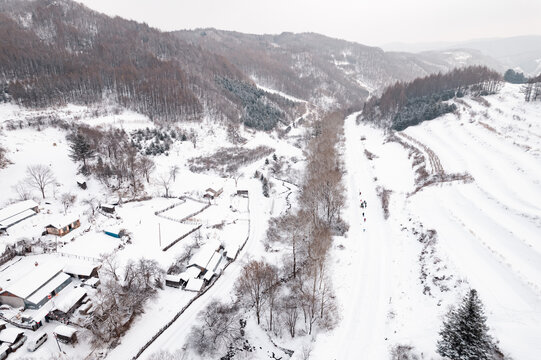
[437,289,494,360]
[69,133,95,167]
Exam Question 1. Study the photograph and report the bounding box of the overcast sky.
[77,0,541,46]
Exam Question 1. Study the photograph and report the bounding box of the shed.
[203,187,223,200]
[165,274,182,288]
[185,278,204,292]
[0,343,8,357]
[100,204,115,214]
[63,263,100,279]
[0,200,39,230]
[83,277,100,288]
[0,328,24,344]
[103,229,123,238]
[54,325,77,343]
[45,217,80,237]
[236,190,249,197]
[53,287,87,315]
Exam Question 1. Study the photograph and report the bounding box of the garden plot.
[159,198,209,222]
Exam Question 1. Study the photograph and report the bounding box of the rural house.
[45,217,80,236]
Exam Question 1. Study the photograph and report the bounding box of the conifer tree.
[69,133,95,167]
[437,289,494,360]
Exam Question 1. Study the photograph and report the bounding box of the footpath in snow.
[311,113,392,360]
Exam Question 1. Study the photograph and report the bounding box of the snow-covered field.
[314,84,541,359]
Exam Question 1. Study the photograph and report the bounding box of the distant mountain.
[383,35,541,75]
[0,0,509,127]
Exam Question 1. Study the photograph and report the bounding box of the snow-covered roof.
[0,209,37,229]
[0,200,38,223]
[189,245,220,269]
[185,278,204,292]
[0,328,24,343]
[63,263,99,277]
[53,286,87,313]
[165,274,182,283]
[54,325,77,338]
[0,343,9,354]
[206,251,225,274]
[26,272,71,305]
[101,204,116,209]
[4,262,63,299]
[203,271,214,281]
[85,277,99,287]
[179,267,201,282]
[45,216,79,229]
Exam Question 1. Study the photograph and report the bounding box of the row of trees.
[68,126,155,197]
[523,74,541,102]
[186,111,346,357]
[88,255,164,345]
[361,66,502,130]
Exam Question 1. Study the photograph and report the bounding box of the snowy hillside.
[313,83,541,360]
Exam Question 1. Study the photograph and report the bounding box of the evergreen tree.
[69,133,95,167]
[437,289,494,360]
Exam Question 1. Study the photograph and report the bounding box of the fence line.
[130,195,251,359]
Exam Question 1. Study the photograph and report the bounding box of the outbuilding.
[0,328,25,345]
[100,204,115,214]
[0,200,39,231]
[63,263,100,280]
[165,274,182,288]
[54,325,77,344]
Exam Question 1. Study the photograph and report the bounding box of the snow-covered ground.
[314,83,541,359]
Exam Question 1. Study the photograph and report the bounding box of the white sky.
[76,0,541,46]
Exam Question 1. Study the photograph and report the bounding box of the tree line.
[0,0,298,129]
[185,111,347,357]
[361,66,502,130]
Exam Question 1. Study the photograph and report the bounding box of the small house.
[236,190,249,197]
[54,325,77,344]
[45,218,80,237]
[203,187,223,200]
[178,267,202,287]
[165,274,182,288]
[100,204,115,214]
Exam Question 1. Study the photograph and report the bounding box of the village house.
[0,257,72,309]
[44,217,80,237]
[63,263,100,280]
[203,187,223,200]
[0,200,40,234]
[99,204,116,214]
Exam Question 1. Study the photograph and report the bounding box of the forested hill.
[0,0,504,128]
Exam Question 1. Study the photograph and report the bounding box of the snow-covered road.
[311,113,392,359]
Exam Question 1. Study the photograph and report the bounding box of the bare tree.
[187,299,240,356]
[82,197,98,216]
[25,164,56,199]
[235,260,274,325]
[169,165,180,182]
[155,172,173,198]
[264,264,280,332]
[61,192,76,215]
[13,182,31,201]
[281,294,300,338]
[139,156,155,184]
[0,145,9,169]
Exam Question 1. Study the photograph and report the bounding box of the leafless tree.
[155,172,173,198]
[139,156,155,183]
[0,145,9,168]
[187,299,240,356]
[61,192,76,215]
[13,182,31,201]
[169,165,180,182]
[281,294,300,338]
[82,197,98,216]
[25,164,56,199]
[236,260,274,325]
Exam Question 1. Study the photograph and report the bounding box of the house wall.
[0,293,24,308]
